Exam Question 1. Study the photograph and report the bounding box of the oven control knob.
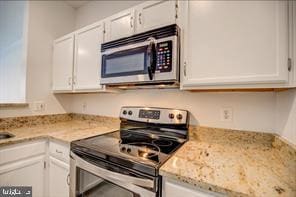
[127,148,131,153]
[121,147,126,152]
[176,114,183,120]
[122,110,127,115]
[168,113,174,119]
[128,111,133,115]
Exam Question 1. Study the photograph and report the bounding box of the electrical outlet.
[220,107,233,122]
[32,101,45,111]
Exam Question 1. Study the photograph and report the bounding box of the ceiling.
[65,1,90,9]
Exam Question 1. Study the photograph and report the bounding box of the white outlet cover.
[220,107,233,122]
[31,101,45,111]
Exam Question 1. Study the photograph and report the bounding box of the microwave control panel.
[156,41,172,72]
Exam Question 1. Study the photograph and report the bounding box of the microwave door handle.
[147,38,157,80]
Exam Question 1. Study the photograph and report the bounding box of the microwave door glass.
[105,53,145,75]
[102,46,148,78]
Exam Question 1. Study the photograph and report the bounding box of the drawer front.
[0,140,46,166]
[49,141,70,163]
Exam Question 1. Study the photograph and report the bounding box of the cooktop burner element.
[71,107,189,176]
[152,139,173,147]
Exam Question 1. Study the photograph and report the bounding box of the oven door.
[70,152,158,197]
[101,36,178,85]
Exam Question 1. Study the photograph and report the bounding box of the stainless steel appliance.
[100,25,180,88]
[70,107,189,197]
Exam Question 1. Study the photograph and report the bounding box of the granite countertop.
[0,114,295,196]
[0,114,120,147]
[160,127,296,197]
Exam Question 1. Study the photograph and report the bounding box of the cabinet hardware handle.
[183,61,187,76]
[68,77,72,86]
[288,58,292,72]
[67,174,70,186]
[73,76,77,85]
[138,13,142,24]
[56,149,63,154]
[130,16,133,28]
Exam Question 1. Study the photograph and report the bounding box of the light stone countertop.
[0,114,295,197]
[160,127,296,197]
[0,114,120,147]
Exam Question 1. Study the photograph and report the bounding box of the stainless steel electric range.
[70,107,189,197]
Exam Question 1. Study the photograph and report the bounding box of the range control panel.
[120,107,188,125]
[156,41,172,73]
[139,109,160,120]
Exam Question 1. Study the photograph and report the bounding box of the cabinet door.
[52,34,74,92]
[105,9,135,42]
[0,155,45,196]
[49,157,69,197]
[182,1,289,88]
[291,0,296,86]
[136,0,177,33]
[163,179,218,197]
[74,22,105,91]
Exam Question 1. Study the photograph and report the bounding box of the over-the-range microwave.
[100,25,180,89]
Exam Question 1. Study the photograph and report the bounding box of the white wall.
[276,89,296,144]
[75,0,142,29]
[70,90,276,132]
[0,1,75,117]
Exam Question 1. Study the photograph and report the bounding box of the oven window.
[101,46,148,78]
[76,167,139,197]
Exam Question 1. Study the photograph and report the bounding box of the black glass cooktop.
[71,129,186,176]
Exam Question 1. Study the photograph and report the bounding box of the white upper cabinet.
[291,0,296,86]
[74,22,104,91]
[52,34,74,92]
[136,0,177,33]
[181,1,289,89]
[105,9,135,42]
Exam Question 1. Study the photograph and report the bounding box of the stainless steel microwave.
[100,25,180,88]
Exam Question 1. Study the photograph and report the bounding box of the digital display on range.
[139,110,160,119]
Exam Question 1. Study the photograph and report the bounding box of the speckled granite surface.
[0,113,120,147]
[0,114,295,196]
[160,126,296,197]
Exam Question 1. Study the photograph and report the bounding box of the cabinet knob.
[130,16,134,28]
[138,13,142,25]
[56,149,63,154]
[68,77,72,86]
[67,174,70,186]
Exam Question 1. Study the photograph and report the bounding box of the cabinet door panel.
[164,179,217,197]
[74,23,104,91]
[52,34,74,92]
[136,0,176,33]
[182,1,288,88]
[0,156,45,197]
[105,9,135,42]
[291,1,296,86]
[49,157,69,197]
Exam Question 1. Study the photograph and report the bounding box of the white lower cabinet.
[48,140,70,197]
[0,156,46,196]
[162,178,224,197]
[0,140,46,196]
[49,156,69,197]
[0,140,71,197]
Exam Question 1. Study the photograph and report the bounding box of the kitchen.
[0,0,295,197]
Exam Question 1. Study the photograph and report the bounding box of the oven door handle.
[71,152,155,190]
